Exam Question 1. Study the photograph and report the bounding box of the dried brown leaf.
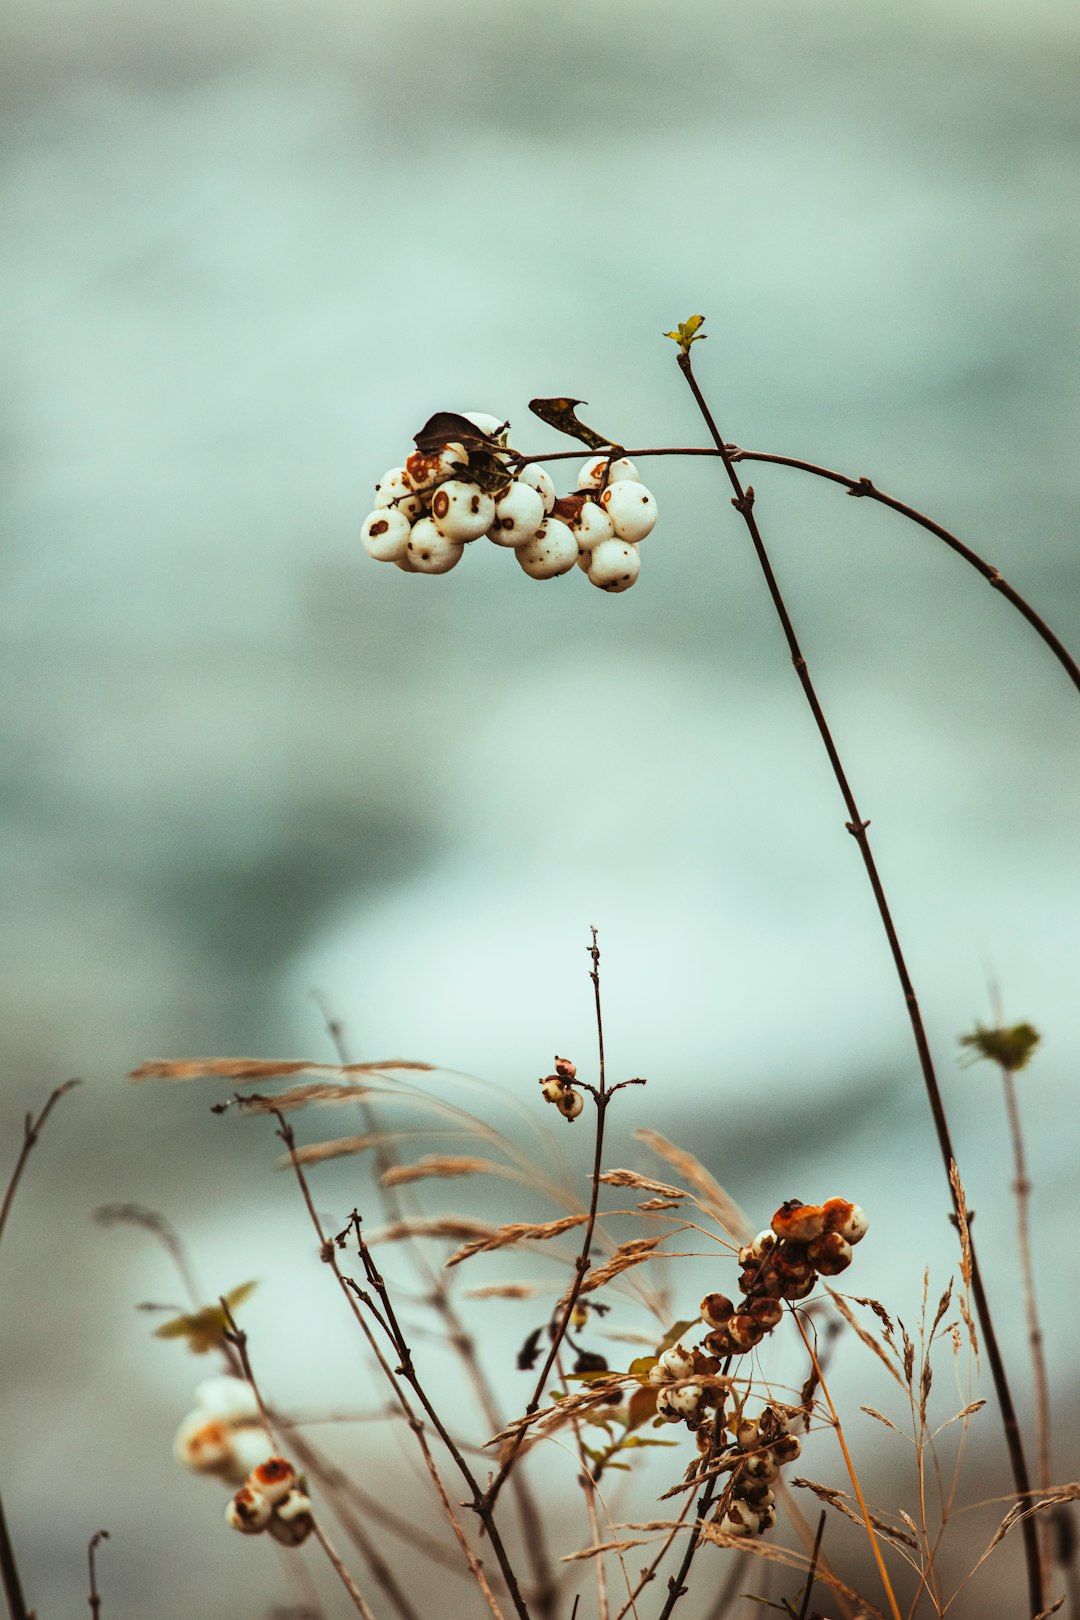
[597,1169,687,1199]
[823,1287,905,1387]
[446,1213,590,1268]
[634,1129,751,1241]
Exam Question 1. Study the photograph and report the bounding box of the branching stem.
[675,349,1044,1619]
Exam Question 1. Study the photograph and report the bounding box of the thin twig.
[653,1422,728,1620]
[87,1529,109,1619]
[676,348,1045,1620]
[269,1107,521,1620]
[796,1513,826,1620]
[0,1488,30,1620]
[484,929,622,1512]
[313,995,558,1618]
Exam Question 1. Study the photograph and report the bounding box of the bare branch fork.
[674,347,1045,1619]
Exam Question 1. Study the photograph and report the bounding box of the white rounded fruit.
[404,442,468,492]
[569,500,614,553]
[517,518,578,579]
[600,480,657,542]
[227,1487,272,1534]
[429,480,495,542]
[657,1343,695,1379]
[230,1425,276,1481]
[173,1413,234,1475]
[588,539,640,593]
[195,1377,260,1424]
[407,518,465,574]
[361,506,412,562]
[656,1385,702,1422]
[489,480,546,547]
[577,454,641,490]
[517,464,556,514]
[461,411,507,438]
[373,467,423,521]
[248,1457,298,1506]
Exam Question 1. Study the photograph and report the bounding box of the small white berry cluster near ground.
[361,413,657,591]
[538,1055,584,1120]
[226,1456,313,1548]
[173,1376,276,1484]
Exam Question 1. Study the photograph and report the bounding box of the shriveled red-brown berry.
[703,1326,734,1357]
[821,1197,869,1244]
[739,1263,783,1299]
[727,1314,765,1351]
[747,1297,784,1330]
[700,1292,735,1329]
[771,1200,826,1244]
[807,1231,853,1275]
[554,1055,577,1079]
[779,1271,816,1302]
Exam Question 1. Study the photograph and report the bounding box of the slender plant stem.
[484,928,613,1512]
[0,1489,29,1620]
[791,1313,902,1620]
[676,348,1045,1619]
[797,1513,827,1620]
[87,1530,109,1619]
[999,1061,1054,1589]
[653,1423,728,1620]
[270,1109,524,1620]
[313,996,558,1619]
[516,444,1080,697]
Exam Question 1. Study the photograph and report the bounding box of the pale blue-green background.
[2,1,1079,1615]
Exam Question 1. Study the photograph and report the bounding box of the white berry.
[373,467,423,522]
[194,1377,260,1424]
[577,454,641,490]
[461,411,507,438]
[517,464,556,514]
[407,518,465,574]
[600,480,657,542]
[588,539,640,593]
[489,480,546,547]
[516,518,578,579]
[362,506,412,562]
[569,500,614,553]
[429,480,495,542]
[404,442,468,492]
[227,1486,272,1534]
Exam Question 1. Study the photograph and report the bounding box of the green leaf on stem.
[663,314,707,354]
[959,1022,1041,1074]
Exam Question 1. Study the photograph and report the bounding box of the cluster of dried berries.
[361,413,656,590]
[711,1404,801,1538]
[226,1456,313,1548]
[173,1376,276,1484]
[538,1055,584,1121]
[702,1197,868,1357]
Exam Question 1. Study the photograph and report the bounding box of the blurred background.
[2,0,1078,1614]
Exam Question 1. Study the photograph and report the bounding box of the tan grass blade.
[382,1155,523,1187]
[130,1057,433,1082]
[561,1539,654,1563]
[463,1283,551,1300]
[793,1478,917,1550]
[577,1237,665,1295]
[237,1084,371,1113]
[597,1170,687,1199]
[633,1129,751,1241]
[288,1133,386,1164]
[446,1213,590,1267]
[824,1287,905,1387]
[366,1218,497,1245]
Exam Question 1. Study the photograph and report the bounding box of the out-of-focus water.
[2,2,1078,1615]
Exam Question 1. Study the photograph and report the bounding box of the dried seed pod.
[700,1292,735,1329]
[361,506,413,562]
[516,518,578,579]
[747,1297,783,1330]
[599,480,657,542]
[406,517,464,574]
[554,1086,584,1121]
[430,480,496,542]
[588,539,641,593]
[248,1457,298,1507]
[821,1197,869,1244]
[727,1314,764,1351]
[807,1231,853,1275]
[517,464,556,514]
[770,1200,826,1244]
[226,1486,272,1534]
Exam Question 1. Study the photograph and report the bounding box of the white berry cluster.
[226,1456,313,1548]
[361,415,657,591]
[538,1055,585,1120]
[715,1404,801,1538]
[173,1376,276,1484]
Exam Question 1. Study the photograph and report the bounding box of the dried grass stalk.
[633,1129,751,1240]
[824,1287,905,1387]
[382,1156,521,1188]
[596,1170,687,1199]
[697,1526,884,1616]
[288,1134,387,1165]
[577,1236,665,1295]
[446,1214,590,1267]
[793,1478,918,1549]
[463,1283,550,1300]
[130,1057,433,1083]
[366,1218,498,1245]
